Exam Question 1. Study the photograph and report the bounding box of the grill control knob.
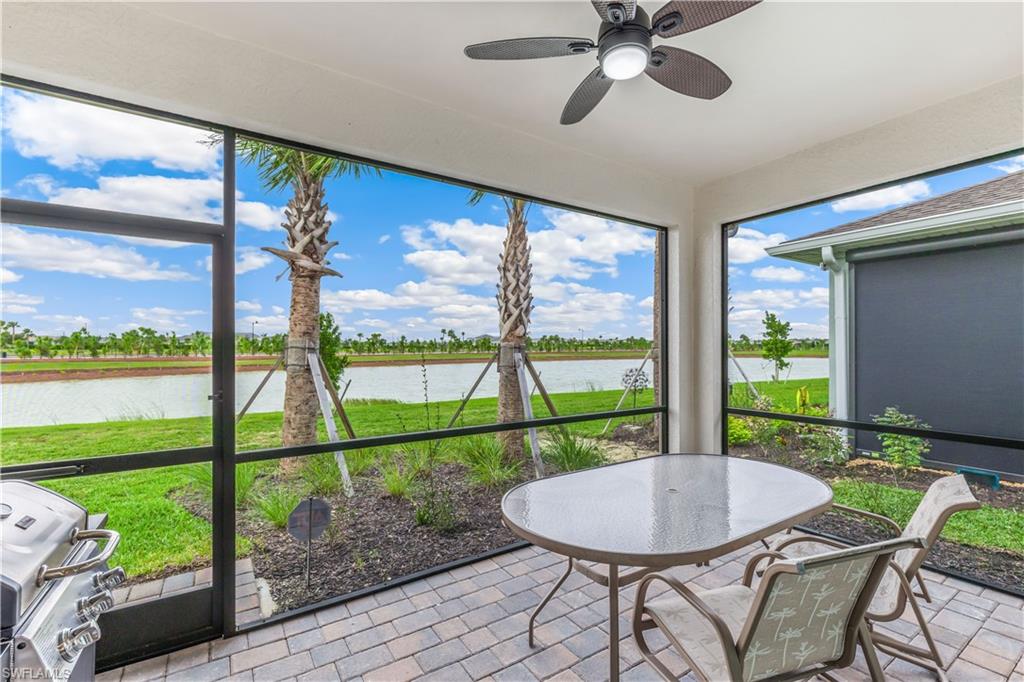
[92,566,126,590]
[76,590,114,622]
[57,621,102,662]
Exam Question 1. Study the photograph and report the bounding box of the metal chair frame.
[632,538,923,682]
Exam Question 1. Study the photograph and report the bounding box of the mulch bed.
[730,444,1024,594]
[235,463,525,613]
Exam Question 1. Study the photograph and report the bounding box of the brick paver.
[101,536,1023,681]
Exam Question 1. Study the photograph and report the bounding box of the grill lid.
[1,480,88,631]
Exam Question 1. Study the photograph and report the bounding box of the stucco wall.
[679,76,1023,452]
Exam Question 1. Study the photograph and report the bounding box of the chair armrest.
[633,571,741,676]
[772,535,850,554]
[742,551,790,586]
[831,504,902,536]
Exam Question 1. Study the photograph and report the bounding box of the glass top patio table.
[501,453,833,568]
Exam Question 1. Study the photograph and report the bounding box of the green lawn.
[2,388,654,577]
[730,377,829,413]
[832,479,1024,554]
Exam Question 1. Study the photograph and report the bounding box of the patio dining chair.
[632,537,923,682]
[761,474,980,680]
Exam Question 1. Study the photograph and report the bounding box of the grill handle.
[36,528,121,585]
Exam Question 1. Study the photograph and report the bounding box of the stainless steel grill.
[1,480,124,681]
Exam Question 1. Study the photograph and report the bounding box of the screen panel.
[852,238,1024,476]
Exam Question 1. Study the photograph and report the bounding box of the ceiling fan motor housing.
[598,8,653,78]
[599,10,652,57]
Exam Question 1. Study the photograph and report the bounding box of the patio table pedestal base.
[529,557,654,681]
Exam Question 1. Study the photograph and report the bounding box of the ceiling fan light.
[600,44,649,80]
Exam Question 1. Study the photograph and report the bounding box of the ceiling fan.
[464,1,760,124]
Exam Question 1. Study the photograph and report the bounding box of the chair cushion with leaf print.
[645,585,755,679]
[739,555,875,681]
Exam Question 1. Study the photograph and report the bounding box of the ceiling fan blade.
[645,46,732,99]
[560,67,613,125]
[465,37,594,60]
[651,0,760,38]
[591,0,638,23]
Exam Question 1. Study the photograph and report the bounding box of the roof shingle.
[780,170,1023,244]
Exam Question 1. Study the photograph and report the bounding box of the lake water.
[1,357,828,428]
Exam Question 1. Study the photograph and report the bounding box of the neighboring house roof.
[767,171,1024,265]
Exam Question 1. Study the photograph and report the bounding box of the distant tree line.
[729,333,827,353]
[0,320,652,359]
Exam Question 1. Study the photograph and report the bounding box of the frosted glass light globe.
[601,44,649,80]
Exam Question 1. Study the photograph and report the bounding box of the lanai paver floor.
[100,534,1024,682]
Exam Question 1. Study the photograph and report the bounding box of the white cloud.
[2,291,44,314]
[790,321,829,337]
[32,314,92,334]
[354,318,392,329]
[2,90,219,172]
[48,176,223,222]
[203,247,274,275]
[12,174,59,198]
[729,227,787,264]
[830,180,931,213]
[236,300,262,312]
[533,290,635,334]
[404,249,496,286]
[237,249,274,275]
[272,306,285,315]
[1,268,23,284]
[322,281,490,314]
[236,201,285,231]
[378,235,391,244]
[239,313,289,333]
[2,225,196,281]
[35,174,281,233]
[751,265,808,283]
[128,307,205,332]
[639,296,654,309]
[730,287,829,311]
[990,155,1024,174]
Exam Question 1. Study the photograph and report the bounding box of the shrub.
[748,396,779,456]
[301,453,343,496]
[795,386,811,415]
[413,489,457,531]
[541,429,606,472]
[255,487,301,528]
[454,435,521,487]
[871,406,931,477]
[235,463,260,507]
[796,419,849,466]
[185,462,261,506]
[727,416,753,446]
[345,449,378,477]
[379,459,416,499]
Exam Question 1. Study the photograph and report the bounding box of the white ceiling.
[137,1,1023,185]
[3,2,1021,224]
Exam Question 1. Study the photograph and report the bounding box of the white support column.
[825,250,851,421]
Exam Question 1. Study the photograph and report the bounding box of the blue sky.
[1,86,655,340]
[2,85,1020,341]
[728,153,1022,339]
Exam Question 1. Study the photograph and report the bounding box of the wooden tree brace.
[308,352,354,497]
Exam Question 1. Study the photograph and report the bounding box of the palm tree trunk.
[651,233,663,447]
[282,272,321,454]
[275,170,334,471]
[496,200,533,463]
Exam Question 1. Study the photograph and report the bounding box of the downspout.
[820,245,850,426]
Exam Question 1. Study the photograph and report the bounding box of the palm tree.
[468,191,533,463]
[234,139,377,450]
